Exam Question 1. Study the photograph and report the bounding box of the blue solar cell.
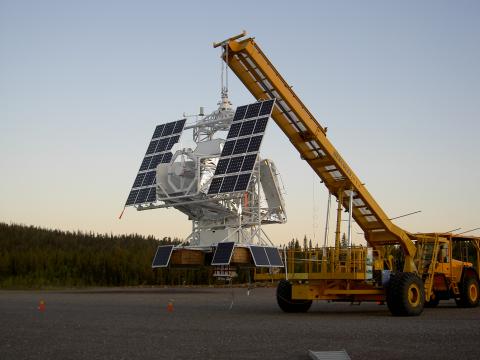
[146,140,158,155]
[125,189,139,206]
[233,105,247,121]
[173,119,186,134]
[162,122,175,137]
[208,177,223,194]
[133,173,146,188]
[148,154,163,170]
[142,171,156,186]
[161,152,172,163]
[241,154,257,172]
[235,173,251,191]
[153,124,165,139]
[265,247,284,267]
[233,138,250,155]
[239,120,256,137]
[140,156,152,171]
[253,117,269,133]
[214,158,229,175]
[155,138,169,153]
[221,140,235,156]
[247,135,262,153]
[227,123,242,139]
[146,186,156,202]
[259,99,275,116]
[245,102,261,119]
[167,135,180,150]
[211,242,235,265]
[219,175,237,193]
[152,245,174,267]
[135,187,150,204]
[226,156,244,174]
[250,246,270,266]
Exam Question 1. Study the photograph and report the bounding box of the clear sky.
[1,0,479,246]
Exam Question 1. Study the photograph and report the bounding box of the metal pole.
[347,188,353,247]
[323,192,331,250]
[334,188,344,267]
[322,192,331,273]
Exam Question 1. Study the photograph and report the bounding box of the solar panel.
[146,187,156,202]
[206,100,275,196]
[173,119,186,134]
[265,247,284,267]
[214,158,229,175]
[152,124,165,139]
[124,119,186,207]
[233,105,247,121]
[146,140,158,155]
[162,122,175,137]
[211,242,235,265]
[207,177,223,194]
[152,245,174,268]
[249,246,270,267]
[136,187,150,203]
[226,156,244,174]
[245,102,261,118]
[162,152,173,163]
[233,138,250,155]
[227,123,242,138]
[220,175,237,193]
[241,154,257,172]
[239,120,256,136]
[126,189,139,206]
[254,117,269,133]
[235,173,251,191]
[148,154,163,170]
[221,140,235,156]
[140,156,152,171]
[141,171,156,186]
[259,99,275,116]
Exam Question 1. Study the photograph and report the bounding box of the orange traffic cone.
[38,299,46,312]
[167,299,174,313]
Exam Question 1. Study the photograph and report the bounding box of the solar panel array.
[207,100,275,195]
[249,246,284,267]
[211,242,235,265]
[125,119,186,206]
[151,245,175,268]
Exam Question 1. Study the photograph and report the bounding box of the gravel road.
[1,287,479,359]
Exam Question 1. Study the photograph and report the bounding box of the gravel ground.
[0,287,479,360]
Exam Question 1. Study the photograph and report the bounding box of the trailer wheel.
[456,275,479,308]
[276,280,312,313]
[386,272,425,316]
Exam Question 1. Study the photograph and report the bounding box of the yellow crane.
[214,31,480,316]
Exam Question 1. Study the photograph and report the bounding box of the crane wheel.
[276,280,312,313]
[386,272,425,316]
[456,275,479,308]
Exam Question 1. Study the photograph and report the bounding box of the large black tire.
[276,280,312,313]
[387,272,425,316]
[456,276,479,308]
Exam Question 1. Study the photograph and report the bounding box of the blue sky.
[1,0,479,245]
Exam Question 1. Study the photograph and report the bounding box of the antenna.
[454,227,480,235]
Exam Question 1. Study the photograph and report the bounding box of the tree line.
[0,222,217,288]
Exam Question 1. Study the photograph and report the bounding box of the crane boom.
[220,34,417,271]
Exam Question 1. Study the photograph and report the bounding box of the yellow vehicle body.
[215,32,480,315]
